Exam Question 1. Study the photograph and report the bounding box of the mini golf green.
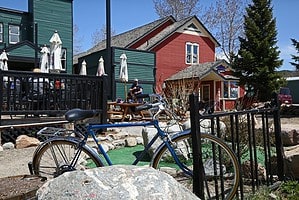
[107,145,151,166]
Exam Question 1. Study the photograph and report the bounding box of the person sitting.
[127,79,143,102]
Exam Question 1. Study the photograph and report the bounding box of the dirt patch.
[0,175,46,199]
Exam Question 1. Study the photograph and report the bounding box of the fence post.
[101,75,108,124]
[272,92,284,180]
[189,93,204,199]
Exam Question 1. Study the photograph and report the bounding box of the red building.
[126,16,219,92]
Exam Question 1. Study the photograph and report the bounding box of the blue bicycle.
[30,94,240,200]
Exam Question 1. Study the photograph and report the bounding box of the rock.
[0,146,3,152]
[125,137,137,147]
[241,160,266,181]
[2,142,14,149]
[182,118,226,136]
[282,129,299,146]
[284,144,299,179]
[136,137,143,145]
[281,130,294,146]
[142,126,162,157]
[36,165,199,200]
[15,135,40,149]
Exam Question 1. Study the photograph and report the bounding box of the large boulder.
[37,165,199,200]
[284,144,299,179]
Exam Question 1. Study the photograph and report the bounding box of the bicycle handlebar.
[135,93,164,112]
[64,93,166,122]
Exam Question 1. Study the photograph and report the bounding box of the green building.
[0,0,73,73]
[77,47,156,100]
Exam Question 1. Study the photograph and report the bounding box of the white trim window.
[186,42,199,64]
[0,23,3,43]
[61,48,67,71]
[223,81,238,99]
[9,25,20,44]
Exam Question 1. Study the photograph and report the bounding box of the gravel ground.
[0,146,36,178]
[0,117,298,179]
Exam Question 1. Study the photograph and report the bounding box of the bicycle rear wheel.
[151,132,240,200]
[32,137,103,180]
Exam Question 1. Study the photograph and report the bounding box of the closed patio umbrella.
[80,60,87,75]
[49,30,62,71]
[40,45,50,73]
[119,53,128,82]
[119,53,128,100]
[96,56,105,76]
[0,50,8,71]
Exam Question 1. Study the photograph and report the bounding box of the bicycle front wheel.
[32,137,103,180]
[151,132,240,200]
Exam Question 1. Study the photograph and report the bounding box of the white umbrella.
[49,30,62,71]
[96,56,105,76]
[119,53,128,82]
[0,50,8,71]
[80,60,87,75]
[40,45,50,73]
[119,53,128,100]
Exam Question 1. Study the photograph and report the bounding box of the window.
[186,42,199,64]
[60,48,67,71]
[201,84,210,101]
[9,25,20,44]
[223,81,238,99]
[0,23,3,43]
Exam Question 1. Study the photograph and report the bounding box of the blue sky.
[1,0,298,71]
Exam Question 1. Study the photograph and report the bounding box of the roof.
[166,60,237,81]
[73,16,174,64]
[73,15,220,64]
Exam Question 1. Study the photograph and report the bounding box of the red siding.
[152,33,216,92]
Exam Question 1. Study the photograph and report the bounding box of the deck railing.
[0,70,107,127]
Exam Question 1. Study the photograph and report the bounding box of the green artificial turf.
[107,145,151,166]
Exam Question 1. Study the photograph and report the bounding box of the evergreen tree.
[232,0,282,102]
[290,38,299,71]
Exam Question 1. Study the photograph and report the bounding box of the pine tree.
[232,0,282,102]
[290,38,299,71]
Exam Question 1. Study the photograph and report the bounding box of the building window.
[61,48,66,71]
[223,81,238,99]
[201,84,210,101]
[0,23,3,43]
[186,42,199,64]
[9,25,20,44]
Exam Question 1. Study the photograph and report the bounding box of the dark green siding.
[30,0,73,73]
[113,48,155,100]
[9,45,36,57]
[79,47,156,100]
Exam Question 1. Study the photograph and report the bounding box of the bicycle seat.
[65,108,97,122]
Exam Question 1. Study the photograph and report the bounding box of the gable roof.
[4,40,39,52]
[73,15,220,64]
[137,15,220,51]
[166,60,237,81]
[73,16,174,64]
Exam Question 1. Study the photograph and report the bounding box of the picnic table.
[107,101,144,121]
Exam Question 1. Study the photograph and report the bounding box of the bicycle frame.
[75,119,192,175]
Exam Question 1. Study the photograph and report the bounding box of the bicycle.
[29,94,240,200]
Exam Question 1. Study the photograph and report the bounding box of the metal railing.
[0,70,107,127]
[189,93,284,199]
